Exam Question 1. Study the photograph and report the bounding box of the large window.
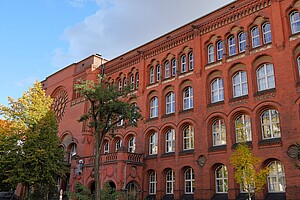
[233,71,248,97]
[149,133,158,155]
[217,41,223,60]
[183,87,193,110]
[166,170,175,194]
[290,11,300,34]
[165,61,171,79]
[238,32,246,53]
[118,79,122,91]
[267,161,286,192]
[149,171,157,194]
[135,73,139,89]
[115,139,122,152]
[181,54,187,73]
[228,36,236,56]
[166,129,175,153]
[211,78,224,103]
[251,26,260,48]
[235,114,252,142]
[262,22,272,44]
[128,137,136,153]
[208,44,215,63]
[215,165,228,193]
[156,65,161,81]
[297,56,300,77]
[257,63,275,91]
[185,168,194,194]
[189,52,194,70]
[183,125,194,150]
[130,75,135,91]
[166,92,175,114]
[103,142,109,154]
[150,97,158,118]
[261,109,281,139]
[212,119,226,146]
[69,144,77,164]
[172,58,177,77]
[150,67,154,84]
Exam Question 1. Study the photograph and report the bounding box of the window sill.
[231,141,253,150]
[179,149,194,156]
[161,152,175,158]
[162,113,175,119]
[229,95,248,102]
[258,138,282,149]
[179,108,194,114]
[145,154,157,160]
[205,61,222,70]
[146,117,158,122]
[208,145,227,153]
[208,101,224,107]
[254,88,276,97]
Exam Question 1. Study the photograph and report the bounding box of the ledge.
[254,88,276,97]
[162,113,175,119]
[179,149,194,156]
[178,108,194,115]
[145,154,157,160]
[208,145,227,153]
[231,141,253,150]
[146,117,158,122]
[229,95,248,102]
[258,138,282,149]
[208,101,224,108]
[161,152,175,158]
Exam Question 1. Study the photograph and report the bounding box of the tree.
[230,127,269,200]
[75,74,142,200]
[0,81,67,199]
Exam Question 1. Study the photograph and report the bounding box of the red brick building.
[42,0,300,199]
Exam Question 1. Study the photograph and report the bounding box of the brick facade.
[43,0,300,199]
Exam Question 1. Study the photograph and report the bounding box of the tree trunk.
[94,132,101,200]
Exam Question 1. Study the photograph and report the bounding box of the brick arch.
[162,85,175,96]
[228,62,247,77]
[228,107,253,122]
[253,101,281,116]
[207,70,223,84]
[252,54,273,69]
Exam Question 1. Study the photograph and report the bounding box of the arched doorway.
[89,181,95,195]
[126,182,139,200]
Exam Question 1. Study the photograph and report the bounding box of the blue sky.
[0,0,234,106]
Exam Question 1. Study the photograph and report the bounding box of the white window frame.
[208,44,215,63]
[189,52,194,70]
[149,171,157,194]
[172,58,177,76]
[212,119,226,146]
[135,73,139,89]
[166,169,175,194]
[211,78,224,103]
[183,125,194,150]
[217,40,223,61]
[118,79,122,91]
[150,67,154,84]
[184,168,194,194]
[156,65,161,81]
[149,133,158,155]
[233,71,248,97]
[130,75,135,91]
[128,137,136,153]
[238,32,246,53]
[115,139,122,152]
[69,144,76,164]
[235,114,252,143]
[267,161,286,193]
[103,142,109,154]
[183,87,193,110]
[228,36,236,56]
[262,22,272,44]
[256,63,275,91]
[165,129,175,153]
[165,61,171,79]
[251,26,260,48]
[123,78,127,87]
[166,92,175,114]
[215,165,228,193]
[290,11,300,34]
[150,97,158,118]
[261,110,281,139]
[181,54,187,73]
[297,57,300,78]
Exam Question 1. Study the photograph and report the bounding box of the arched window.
[165,129,175,153]
[189,52,194,70]
[130,75,135,91]
[115,139,122,152]
[217,41,223,61]
[256,63,275,91]
[172,58,177,76]
[290,11,300,34]
[165,61,171,78]
[69,143,77,164]
[235,114,252,142]
[126,182,139,200]
[118,79,122,91]
[156,65,161,81]
[262,22,272,44]
[135,73,139,89]
[149,171,157,194]
[267,161,286,192]
[185,168,194,194]
[261,109,281,139]
[150,67,154,84]
[166,92,175,114]
[208,44,215,63]
[238,32,246,53]
[183,87,193,110]
[123,78,127,87]
[251,26,260,48]
[228,36,236,56]
[211,78,224,103]
[149,133,158,155]
[166,169,175,194]
[103,142,109,154]
[212,119,226,146]
[181,54,187,73]
[297,57,300,78]
[128,137,136,153]
[183,125,194,150]
[215,165,228,193]
[233,71,248,97]
[150,97,158,118]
